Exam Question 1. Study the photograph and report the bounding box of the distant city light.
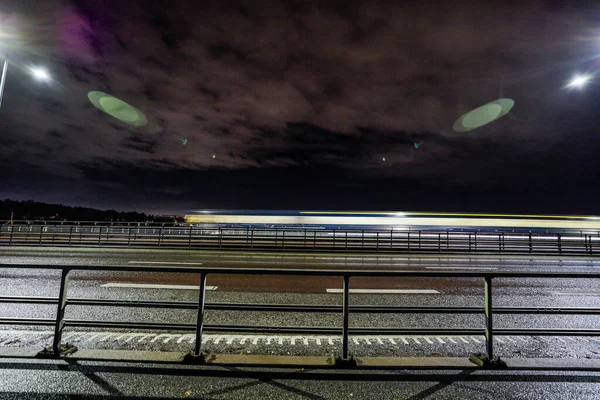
[382,157,386,162]
[212,154,216,159]
[565,74,592,89]
[29,66,51,81]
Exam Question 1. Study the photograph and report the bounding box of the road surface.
[0,246,599,359]
[2,247,600,398]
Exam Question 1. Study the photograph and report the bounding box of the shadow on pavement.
[0,360,600,383]
[2,360,600,399]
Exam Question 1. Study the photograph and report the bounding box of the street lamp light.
[565,73,592,89]
[29,66,50,82]
[0,59,52,109]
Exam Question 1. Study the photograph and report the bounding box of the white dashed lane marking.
[128,261,203,265]
[425,267,498,270]
[326,289,440,294]
[551,291,600,296]
[101,283,218,290]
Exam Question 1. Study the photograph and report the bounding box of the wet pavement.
[2,247,600,398]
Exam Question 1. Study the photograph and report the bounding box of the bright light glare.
[30,67,50,81]
[566,74,592,89]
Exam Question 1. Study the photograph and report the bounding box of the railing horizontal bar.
[203,325,340,334]
[351,306,483,314]
[64,320,196,330]
[3,263,600,279]
[495,307,600,315]
[0,296,58,304]
[61,302,485,314]
[67,299,197,309]
[349,328,483,335]
[0,318,56,325]
[496,329,600,336]
[206,303,341,312]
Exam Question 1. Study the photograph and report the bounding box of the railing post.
[304,229,307,248]
[529,232,532,253]
[52,269,71,354]
[250,229,254,248]
[158,226,162,246]
[68,226,73,247]
[219,228,222,248]
[39,226,44,245]
[418,230,421,250]
[485,276,494,359]
[342,275,350,360]
[407,231,411,253]
[129,227,133,246]
[376,232,379,252]
[188,226,192,247]
[9,225,13,245]
[471,275,505,368]
[390,229,393,250]
[361,230,365,249]
[98,226,102,246]
[584,234,589,253]
[345,231,348,251]
[469,233,472,251]
[557,233,562,254]
[194,272,208,356]
[282,230,285,249]
[438,233,441,253]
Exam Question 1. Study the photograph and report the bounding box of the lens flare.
[30,66,50,81]
[88,91,147,126]
[453,98,515,132]
[565,74,592,89]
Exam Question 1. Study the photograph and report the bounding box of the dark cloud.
[1,0,600,213]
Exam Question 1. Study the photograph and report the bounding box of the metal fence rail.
[0,224,599,255]
[1,263,600,367]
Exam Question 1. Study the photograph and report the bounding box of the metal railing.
[0,220,179,227]
[0,224,599,255]
[1,263,600,367]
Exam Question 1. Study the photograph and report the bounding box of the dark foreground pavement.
[2,357,600,399]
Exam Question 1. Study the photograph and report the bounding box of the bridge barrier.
[0,224,599,255]
[1,263,600,368]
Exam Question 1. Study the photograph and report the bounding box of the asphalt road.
[0,246,600,357]
[2,246,600,398]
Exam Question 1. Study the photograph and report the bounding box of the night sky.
[2,0,600,215]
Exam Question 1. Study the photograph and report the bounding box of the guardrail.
[1,263,600,367]
[0,224,599,255]
[0,220,179,227]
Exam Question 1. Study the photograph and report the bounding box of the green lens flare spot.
[99,97,139,123]
[88,91,148,127]
[462,104,502,129]
[453,98,514,132]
